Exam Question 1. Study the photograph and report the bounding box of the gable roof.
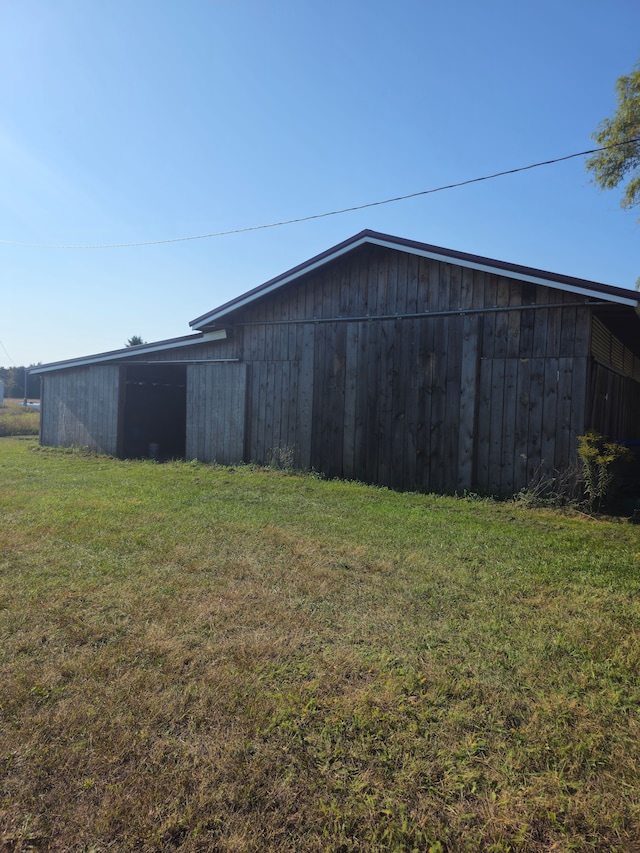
[190,229,640,331]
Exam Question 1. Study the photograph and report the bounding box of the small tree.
[126,336,146,347]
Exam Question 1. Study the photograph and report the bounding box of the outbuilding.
[31,230,640,495]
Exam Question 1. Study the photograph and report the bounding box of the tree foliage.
[586,61,640,211]
[0,366,40,399]
[126,335,146,347]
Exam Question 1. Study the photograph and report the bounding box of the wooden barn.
[31,230,640,495]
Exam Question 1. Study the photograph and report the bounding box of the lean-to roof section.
[190,229,639,330]
[30,330,227,375]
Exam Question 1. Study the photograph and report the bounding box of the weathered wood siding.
[588,362,640,440]
[38,339,242,461]
[588,318,640,440]
[142,338,239,362]
[186,362,247,463]
[236,245,593,494]
[40,365,120,454]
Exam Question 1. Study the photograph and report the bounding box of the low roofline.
[190,229,639,330]
[30,330,227,375]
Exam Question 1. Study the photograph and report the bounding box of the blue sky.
[1,0,639,367]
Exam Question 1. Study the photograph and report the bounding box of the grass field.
[0,400,40,437]
[1,438,639,851]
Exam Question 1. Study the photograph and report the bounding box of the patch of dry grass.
[0,400,39,437]
[1,439,639,851]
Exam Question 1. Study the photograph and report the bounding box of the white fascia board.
[199,330,228,342]
[31,329,227,375]
[367,237,639,308]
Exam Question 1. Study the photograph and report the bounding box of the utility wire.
[1,138,637,250]
[0,337,16,366]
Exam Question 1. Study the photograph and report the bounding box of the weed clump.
[514,460,583,508]
[577,430,631,512]
[515,434,633,514]
[267,445,297,470]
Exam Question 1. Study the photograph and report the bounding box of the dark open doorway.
[121,364,186,459]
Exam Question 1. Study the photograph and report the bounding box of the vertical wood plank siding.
[38,338,240,456]
[186,362,247,464]
[235,245,596,494]
[587,363,640,440]
[40,365,120,454]
[587,317,640,440]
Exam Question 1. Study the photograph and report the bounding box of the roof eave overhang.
[30,329,227,375]
[190,231,639,330]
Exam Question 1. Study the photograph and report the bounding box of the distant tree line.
[0,366,41,399]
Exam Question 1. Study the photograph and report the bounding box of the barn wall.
[587,317,640,441]
[475,273,590,493]
[38,339,240,461]
[40,365,120,454]
[186,362,247,463]
[587,361,640,440]
[236,245,593,494]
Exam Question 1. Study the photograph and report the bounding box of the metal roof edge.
[30,329,227,374]
[190,230,638,329]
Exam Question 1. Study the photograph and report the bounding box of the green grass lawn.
[1,438,639,852]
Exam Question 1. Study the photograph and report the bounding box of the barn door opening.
[121,364,187,459]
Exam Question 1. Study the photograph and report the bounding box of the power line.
[0,337,16,366]
[1,138,637,250]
